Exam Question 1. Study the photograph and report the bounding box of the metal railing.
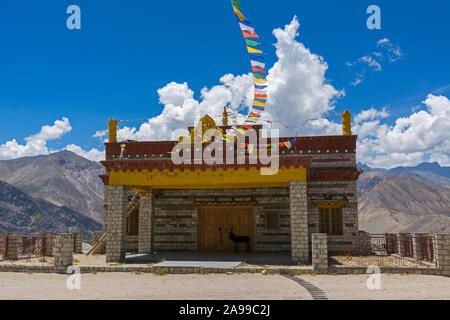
[328,234,437,268]
[18,234,44,260]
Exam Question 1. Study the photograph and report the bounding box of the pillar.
[42,232,54,256]
[289,181,309,264]
[138,190,153,254]
[6,232,19,260]
[104,185,128,263]
[412,233,423,261]
[54,234,73,272]
[435,234,450,276]
[397,233,406,257]
[312,233,328,272]
[72,232,83,254]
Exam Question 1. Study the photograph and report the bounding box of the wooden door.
[198,205,253,251]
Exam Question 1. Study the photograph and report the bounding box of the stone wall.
[327,235,372,255]
[127,235,138,252]
[138,190,153,254]
[435,234,450,276]
[152,188,291,252]
[104,185,128,262]
[307,181,359,237]
[72,232,83,254]
[54,234,73,272]
[6,232,19,260]
[312,233,328,271]
[290,181,309,263]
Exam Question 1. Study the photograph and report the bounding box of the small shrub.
[153,267,167,276]
[197,267,212,275]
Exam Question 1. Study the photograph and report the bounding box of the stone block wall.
[290,181,309,264]
[6,232,19,260]
[312,233,328,271]
[104,185,128,262]
[152,188,291,252]
[435,234,450,276]
[54,234,73,271]
[327,234,371,255]
[138,190,153,254]
[72,232,83,254]
[42,232,54,256]
[307,181,359,237]
[127,235,138,252]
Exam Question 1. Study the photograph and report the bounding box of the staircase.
[86,192,140,255]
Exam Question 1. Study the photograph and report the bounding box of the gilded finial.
[222,106,228,126]
[108,118,119,143]
[342,110,352,136]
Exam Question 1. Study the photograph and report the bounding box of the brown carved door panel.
[199,206,253,251]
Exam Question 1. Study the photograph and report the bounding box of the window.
[318,207,343,235]
[265,212,280,230]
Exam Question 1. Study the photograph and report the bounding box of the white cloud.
[0,117,72,160]
[377,38,402,62]
[64,144,105,162]
[0,117,105,162]
[115,16,343,140]
[347,38,402,86]
[355,94,450,168]
[354,107,389,124]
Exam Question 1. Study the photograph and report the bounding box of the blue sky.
[0,0,449,167]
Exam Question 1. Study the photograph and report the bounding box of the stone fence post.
[312,233,328,272]
[42,232,54,257]
[54,234,73,272]
[72,232,83,254]
[6,232,19,260]
[412,233,424,261]
[435,234,450,277]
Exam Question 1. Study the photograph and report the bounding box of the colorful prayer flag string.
[226,0,268,138]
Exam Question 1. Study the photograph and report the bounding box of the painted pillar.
[104,185,128,263]
[289,181,309,264]
[138,190,153,254]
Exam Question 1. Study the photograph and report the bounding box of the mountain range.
[0,151,104,236]
[357,162,450,234]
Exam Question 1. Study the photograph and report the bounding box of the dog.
[229,230,250,252]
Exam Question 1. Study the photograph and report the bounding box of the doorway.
[198,205,253,251]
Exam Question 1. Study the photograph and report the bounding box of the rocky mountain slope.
[0,180,101,236]
[0,151,104,222]
[358,171,450,234]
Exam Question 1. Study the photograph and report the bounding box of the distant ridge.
[358,163,450,234]
[0,180,101,237]
[0,151,105,222]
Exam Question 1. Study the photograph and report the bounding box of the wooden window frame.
[314,202,345,236]
[264,211,281,230]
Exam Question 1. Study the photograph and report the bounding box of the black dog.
[229,230,250,252]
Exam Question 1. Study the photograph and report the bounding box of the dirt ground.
[0,272,449,300]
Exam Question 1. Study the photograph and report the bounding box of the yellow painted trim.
[108,166,307,189]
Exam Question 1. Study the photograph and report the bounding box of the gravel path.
[0,272,449,300]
